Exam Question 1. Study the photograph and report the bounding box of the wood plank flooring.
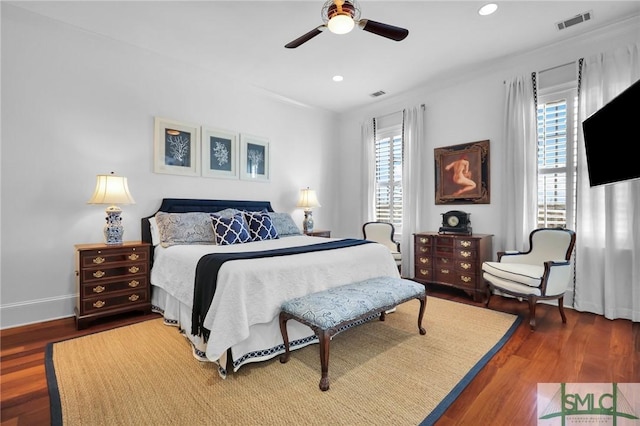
[1,285,638,425]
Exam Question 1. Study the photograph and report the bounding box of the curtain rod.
[503,60,577,84]
[538,61,576,75]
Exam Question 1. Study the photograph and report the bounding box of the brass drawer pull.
[420,247,428,252]
[93,300,105,308]
[128,266,139,274]
[92,285,105,294]
[420,269,429,275]
[460,241,472,248]
[92,256,105,264]
[440,258,449,263]
[128,280,139,288]
[419,257,430,264]
[129,294,139,302]
[93,270,105,278]
[419,237,429,244]
[460,262,472,270]
[460,251,471,258]
[461,275,472,283]
[440,269,450,274]
[128,253,139,261]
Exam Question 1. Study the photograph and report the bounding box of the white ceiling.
[10,1,640,113]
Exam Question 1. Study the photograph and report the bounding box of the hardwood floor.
[1,286,638,425]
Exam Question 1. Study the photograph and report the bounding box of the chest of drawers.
[413,232,492,302]
[74,241,152,329]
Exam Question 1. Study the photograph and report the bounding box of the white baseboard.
[0,294,75,330]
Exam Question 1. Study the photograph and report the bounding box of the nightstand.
[74,241,151,329]
[305,230,331,238]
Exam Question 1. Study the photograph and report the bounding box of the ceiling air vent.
[556,11,592,30]
[370,90,386,98]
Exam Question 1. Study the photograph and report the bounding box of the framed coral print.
[201,127,238,179]
[240,134,270,182]
[154,117,200,176]
[434,140,490,204]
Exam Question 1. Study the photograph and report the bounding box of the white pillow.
[149,217,161,246]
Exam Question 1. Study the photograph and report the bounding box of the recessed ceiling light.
[332,75,344,82]
[478,3,498,16]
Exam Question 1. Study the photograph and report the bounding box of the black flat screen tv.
[582,78,640,187]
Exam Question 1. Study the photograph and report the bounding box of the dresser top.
[414,232,493,238]
[74,241,149,250]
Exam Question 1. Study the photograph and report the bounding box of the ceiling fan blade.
[285,26,326,49]
[359,19,409,41]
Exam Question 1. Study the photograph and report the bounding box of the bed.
[142,198,400,376]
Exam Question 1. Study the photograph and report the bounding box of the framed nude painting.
[434,140,490,204]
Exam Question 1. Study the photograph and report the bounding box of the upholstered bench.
[278,276,427,391]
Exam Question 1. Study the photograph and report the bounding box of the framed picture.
[434,140,490,204]
[240,134,270,182]
[201,127,238,179]
[154,117,200,176]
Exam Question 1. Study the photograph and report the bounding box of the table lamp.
[87,172,136,245]
[296,187,321,233]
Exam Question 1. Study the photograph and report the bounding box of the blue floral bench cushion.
[281,276,425,330]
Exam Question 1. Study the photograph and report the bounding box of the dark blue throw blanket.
[191,238,373,340]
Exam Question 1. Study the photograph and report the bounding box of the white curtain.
[401,106,428,277]
[574,44,640,321]
[501,75,538,252]
[360,118,376,226]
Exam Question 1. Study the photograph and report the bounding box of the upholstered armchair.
[362,221,402,272]
[482,228,576,330]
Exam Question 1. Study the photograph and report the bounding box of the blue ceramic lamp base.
[303,209,314,233]
[104,206,124,245]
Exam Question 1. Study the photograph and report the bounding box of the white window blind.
[374,121,403,231]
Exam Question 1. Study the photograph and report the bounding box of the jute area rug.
[46,297,520,425]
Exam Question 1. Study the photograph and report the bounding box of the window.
[374,120,403,233]
[536,87,577,229]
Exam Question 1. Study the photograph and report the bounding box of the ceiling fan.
[285,0,409,49]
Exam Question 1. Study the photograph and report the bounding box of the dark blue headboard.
[141,198,274,246]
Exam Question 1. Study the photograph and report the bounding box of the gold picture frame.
[434,140,490,204]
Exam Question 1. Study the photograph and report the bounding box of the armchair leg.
[485,283,492,308]
[527,297,538,331]
[558,296,567,324]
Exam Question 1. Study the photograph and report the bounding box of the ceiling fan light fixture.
[286,0,407,48]
[328,14,355,34]
[478,3,498,16]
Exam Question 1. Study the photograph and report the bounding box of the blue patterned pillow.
[210,212,251,245]
[155,212,216,248]
[268,212,302,237]
[244,211,279,241]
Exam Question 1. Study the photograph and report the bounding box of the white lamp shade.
[296,188,321,209]
[87,174,135,205]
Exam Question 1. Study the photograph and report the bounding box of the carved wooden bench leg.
[279,313,291,364]
[417,296,427,335]
[318,329,331,391]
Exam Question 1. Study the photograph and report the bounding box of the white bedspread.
[150,235,400,371]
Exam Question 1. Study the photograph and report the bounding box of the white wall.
[2,4,638,328]
[334,16,640,256]
[0,5,338,328]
